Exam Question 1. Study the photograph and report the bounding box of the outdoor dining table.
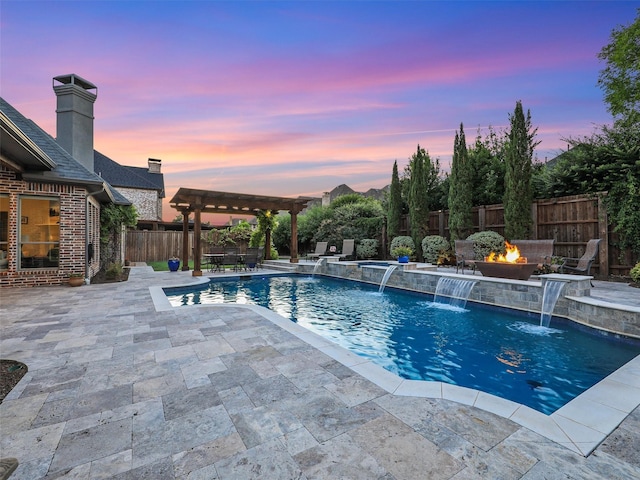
[202,253,244,272]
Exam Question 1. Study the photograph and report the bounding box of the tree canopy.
[597,9,640,126]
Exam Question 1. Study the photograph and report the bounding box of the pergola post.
[181,210,190,271]
[290,210,299,263]
[265,228,271,260]
[193,207,202,276]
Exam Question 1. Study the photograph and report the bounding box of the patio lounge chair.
[307,241,328,260]
[336,239,355,260]
[455,240,476,274]
[560,239,602,276]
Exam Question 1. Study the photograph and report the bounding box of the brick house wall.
[0,164,98,287]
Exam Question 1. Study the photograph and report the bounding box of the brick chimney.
[53,74,97,172]
[148,158,162,173]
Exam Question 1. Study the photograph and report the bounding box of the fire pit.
[475,261,538,280]
[475,241,538,280]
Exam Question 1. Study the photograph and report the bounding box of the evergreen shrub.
[466,231,505,260]
[630,262,640,285]
[421,235,451,264]
[356,239,379,259]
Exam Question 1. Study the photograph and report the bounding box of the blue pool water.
[165,275,640,414]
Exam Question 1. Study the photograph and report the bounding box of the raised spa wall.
[295,260,640,339]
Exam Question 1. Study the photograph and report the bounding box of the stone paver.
[0,266,639,479]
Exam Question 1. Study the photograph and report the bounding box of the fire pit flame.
[486,241,527,264]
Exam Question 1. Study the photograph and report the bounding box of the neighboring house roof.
[95,151,165,198]
[363,186,389,201]
[0,97,130,206]
[328,183,389,203]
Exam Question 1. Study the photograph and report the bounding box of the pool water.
[165,275,640,414]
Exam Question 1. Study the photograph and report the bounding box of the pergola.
[169,187,312,276]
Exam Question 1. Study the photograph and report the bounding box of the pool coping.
[150,276,640,457]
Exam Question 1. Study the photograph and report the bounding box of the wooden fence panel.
[125,231,195,263]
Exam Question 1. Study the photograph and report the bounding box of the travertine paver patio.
[1,266,639,479]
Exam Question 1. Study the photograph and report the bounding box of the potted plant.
[391,246,413,264]
[168,256,180,272]
[68,273,84,287]
[390,236,415,264]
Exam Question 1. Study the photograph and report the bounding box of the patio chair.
[222,247,241,272]
[559,239,602,276]
[257,246,264,269]
[307,241,328,260]
[455,240,476,274]
[207,246,224,272]
[243,247,260,271]
[336,239,355,260]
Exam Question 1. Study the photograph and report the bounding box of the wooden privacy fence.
[398,193,634,277]
[125,230,193,263]
[127,194,634,277]
[124,231,250,264]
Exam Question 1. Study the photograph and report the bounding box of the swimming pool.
[165,274,640,414]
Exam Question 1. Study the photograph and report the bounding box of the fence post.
[530,201,538,240]
[181,213,190,271]
[478,206,486,232]
[598,195,609,277]
[438,211,445,237]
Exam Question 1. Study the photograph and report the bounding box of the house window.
[0,195,7,271]
[19,196,60,269]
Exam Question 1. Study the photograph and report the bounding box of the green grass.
[148,260,197,271]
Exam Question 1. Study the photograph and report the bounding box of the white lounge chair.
[336,239,355,260]
[307,241,328,260]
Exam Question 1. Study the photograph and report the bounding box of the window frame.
[18,195,60,270]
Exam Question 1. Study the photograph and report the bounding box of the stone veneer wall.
[296,261,640,339]
[117,187,160,222]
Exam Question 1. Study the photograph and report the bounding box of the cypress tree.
[409,145,430,260]
[504,101,538,240]
[448,123,473,241]
[387,160,402,243]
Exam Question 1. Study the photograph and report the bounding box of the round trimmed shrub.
[356,239,379,259]
[467,231,505,260]
[390,236,415,257]
[421,235,451,264]
[631,262,640,285]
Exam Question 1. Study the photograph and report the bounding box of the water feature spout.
[312,258,326,278]
[379,265,398,293]
[540,280,566,327]
[434,277,477,309]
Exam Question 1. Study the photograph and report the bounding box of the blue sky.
[1,1,634,220]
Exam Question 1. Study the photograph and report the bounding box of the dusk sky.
[1,1,634,221]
